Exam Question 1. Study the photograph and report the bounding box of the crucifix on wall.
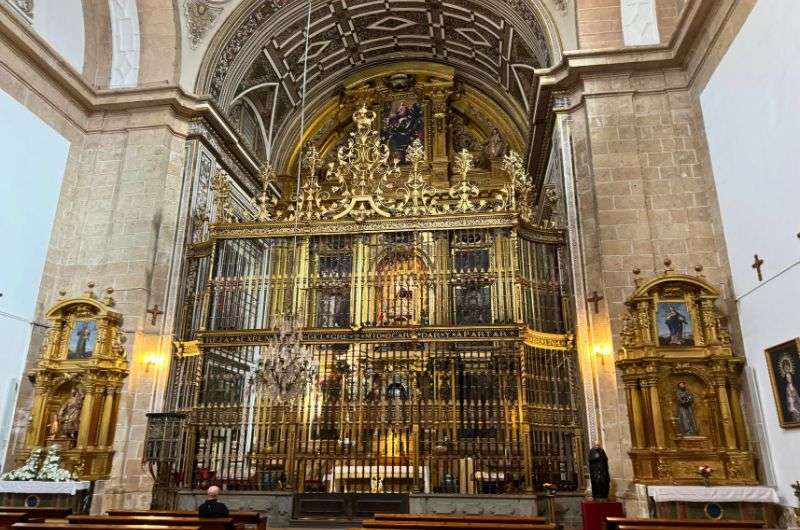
[587,291,605,314]
[752,254,765,282]
[146,305,164,326]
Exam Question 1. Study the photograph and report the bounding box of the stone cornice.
[0,2,261,186]
[526,0,735,185]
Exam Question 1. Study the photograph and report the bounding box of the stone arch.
[81,0,113,88]
[193,0,563,170]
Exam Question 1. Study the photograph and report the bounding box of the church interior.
[0,0,799,529]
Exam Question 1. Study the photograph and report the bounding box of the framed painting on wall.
[765,338,800,428]
[67,320,97,359]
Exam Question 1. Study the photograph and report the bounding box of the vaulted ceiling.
[197,0,559,168]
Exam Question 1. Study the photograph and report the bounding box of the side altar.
[617,264,777,524]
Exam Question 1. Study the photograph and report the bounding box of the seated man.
[198,485,229,518]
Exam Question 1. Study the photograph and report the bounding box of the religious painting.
[381,97,424,164]
[656,302,694,346]
[67,320,97,359]
[454,285,491,325]
[765,338,800,428]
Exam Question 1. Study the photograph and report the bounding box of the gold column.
[430,90,450,186]
[729,383,748,449]
[99,389,116,447]
[26,386,48,446]
[76,387,96,448]
[626,382,647,449]
[646,381,666,449]
[716,381,738,450]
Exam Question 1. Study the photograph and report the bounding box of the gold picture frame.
[765,338,800,429]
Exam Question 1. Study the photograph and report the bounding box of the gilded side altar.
[19,285,129,481]
[617,264,758,485]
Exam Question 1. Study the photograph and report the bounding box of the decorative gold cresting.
[448,149,484,213]
[328,106,400,222]
[253,163,278,222]
[395,139,438,216]
[211,169,234,223]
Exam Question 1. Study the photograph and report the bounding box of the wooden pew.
[358,521,555,530]
[373,514,547,524]
[14,525,199,530]
[106,510,264,530]
[606,518,765,530]
[618,527,764,530]
[67,515,234,530]
[0,508,73,522]
[0,513,26,530]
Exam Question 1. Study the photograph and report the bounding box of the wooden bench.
[0,508,73,522]
[618,521,764,530]
[67,515,234,530]
[0,513,26,530]
[106,510,264,530]
[357,522,555,530]
[606,518,765,530]
[373,514,547,524]
[14,525,200,530]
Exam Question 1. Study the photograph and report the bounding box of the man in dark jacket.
[198,485,229,518]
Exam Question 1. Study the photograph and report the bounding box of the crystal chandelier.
[252,0,318,402]
[254,313,318,402]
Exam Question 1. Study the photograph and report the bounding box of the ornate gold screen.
[151,74,584,498]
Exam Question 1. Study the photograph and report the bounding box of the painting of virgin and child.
[381,98,424,164]
[656,303,694,346]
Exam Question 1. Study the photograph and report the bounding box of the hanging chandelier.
[253,312,318,402]
[252,0,318,403]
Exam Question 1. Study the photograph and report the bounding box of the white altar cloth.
[648,485,779,504]
[326,466,430,494]
[0,481,90,495]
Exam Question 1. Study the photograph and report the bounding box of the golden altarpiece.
[617,265,758,485]
[146,67,584,502]
[20,285,129,480]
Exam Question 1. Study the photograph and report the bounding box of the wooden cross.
[146,304,164,326]
[587,291,605,314]
[752,254,765,282]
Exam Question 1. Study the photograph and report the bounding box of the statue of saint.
[56,388,84,440]
[46,413,60,440]
[676,382,698,436]
[479,128,506,168]
[588,442,610,500]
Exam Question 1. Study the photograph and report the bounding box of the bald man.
[198,485,229,518]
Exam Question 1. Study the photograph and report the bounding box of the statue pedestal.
[581,499,624,530]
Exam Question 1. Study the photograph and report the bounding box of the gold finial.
[694,264,704,274]
[103,287,115,307]
[632,268,641,276]
[87,282,95,289]
[58,289,67,299]
[663,258,674,273]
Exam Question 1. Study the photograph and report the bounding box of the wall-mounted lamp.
[593,343,613,365]
[143,352,164,373]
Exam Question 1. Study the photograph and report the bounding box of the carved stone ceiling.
[200,0,554,165]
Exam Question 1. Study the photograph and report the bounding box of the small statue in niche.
[56,388,84,440]
[46,413,60,440]
[588,442,610,500]
[676,382,699,436]
[479,128,506,168]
